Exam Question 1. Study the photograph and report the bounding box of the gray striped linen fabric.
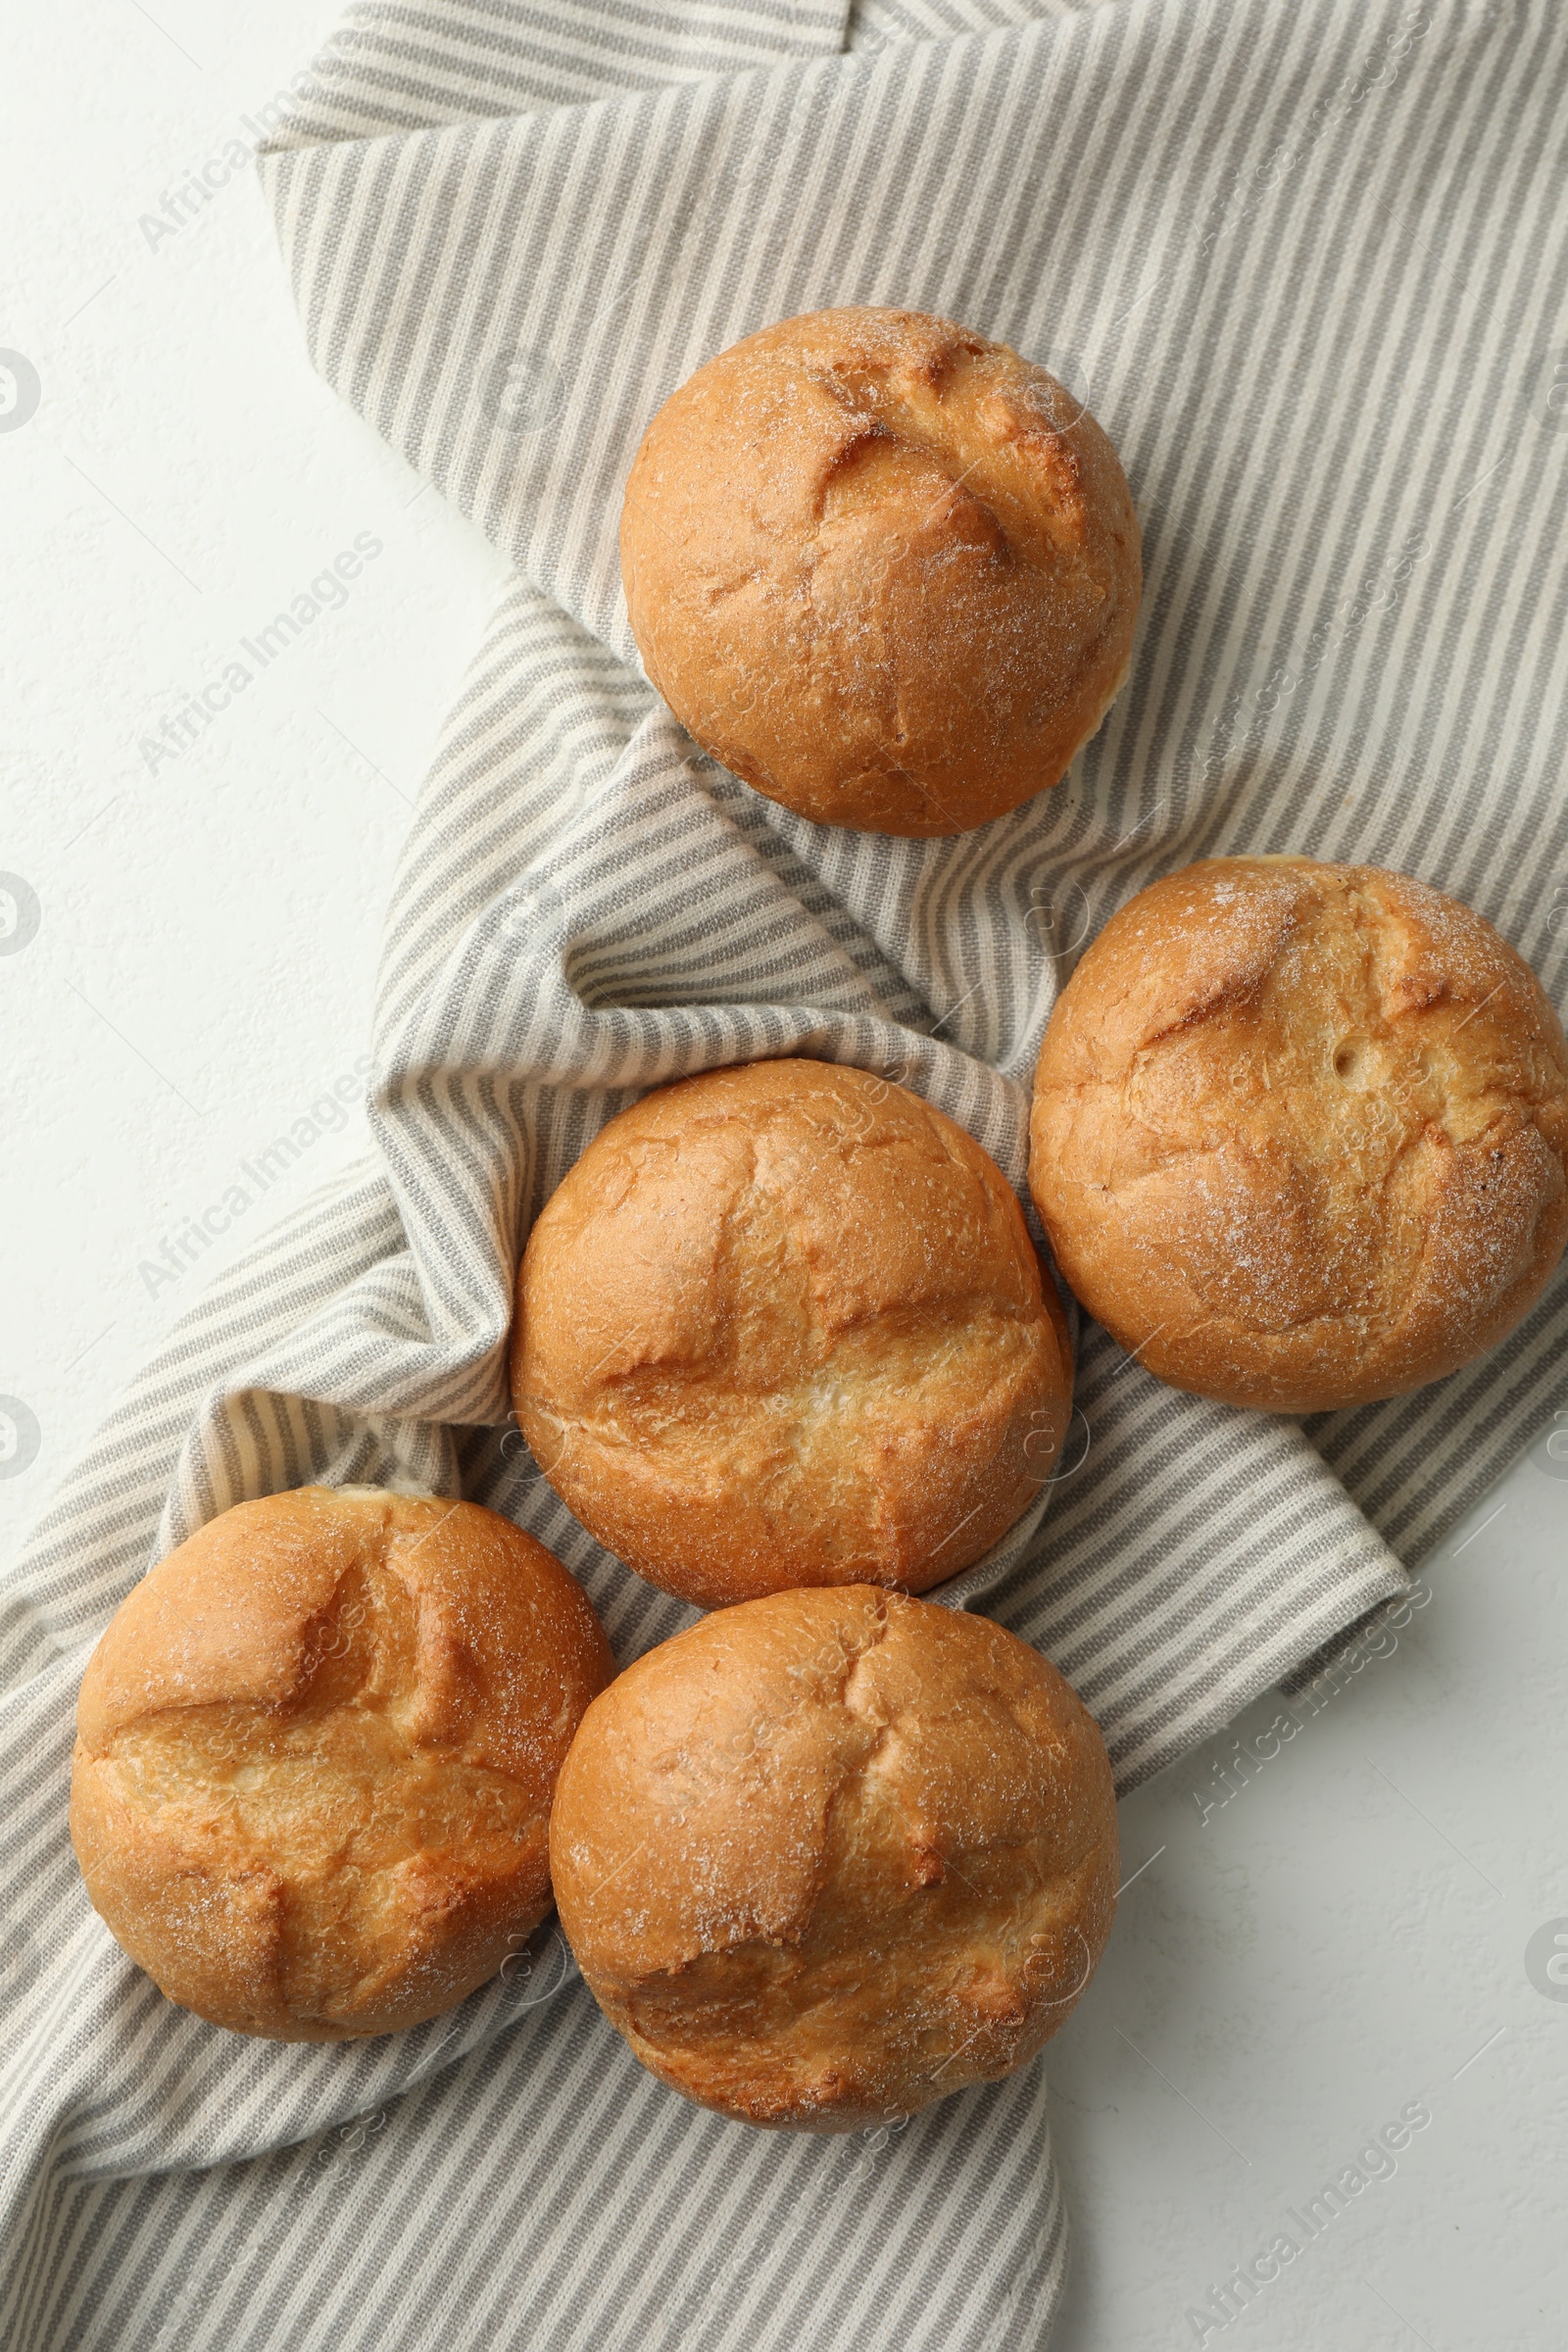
[6,0,1567,2341]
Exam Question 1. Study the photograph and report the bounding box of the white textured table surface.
[2,7,1564,2347]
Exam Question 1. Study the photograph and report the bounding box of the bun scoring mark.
[1032,859,1568,1402]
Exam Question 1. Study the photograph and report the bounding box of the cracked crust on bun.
[512,1059,1074,1608]
[620,307,1141,836]
[71,1486,613,2039]
[551,1587,1117,2131]
[1029,858,1568,1412]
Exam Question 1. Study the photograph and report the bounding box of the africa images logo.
[0,1398,41,1482]
[0,352,41,434]
[1525,1919,1568,2004]
[481,349,565,435]
[1528,1409,1568,1482]
[0,874,41,956]
[137,1056,375,1298]
[1534,349,1568,433]
[138,534,383,770]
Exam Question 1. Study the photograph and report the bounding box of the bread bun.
[551,1587,1117,2131]
[511,1059,1073,1608]
[1030,857,1568,1412]
[71,1487,613,2040]
[620,307,1141,837]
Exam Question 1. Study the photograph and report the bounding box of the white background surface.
[1,6,1564,2347]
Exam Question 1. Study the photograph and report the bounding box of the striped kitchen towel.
[3,0,1565,2344]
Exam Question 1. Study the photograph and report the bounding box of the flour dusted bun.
[620,307,1141,837]
[1029,858,1568,1413]
[551,1587,1117,2132]
[511,1059,1073,1609]
[71,1487,613,2040]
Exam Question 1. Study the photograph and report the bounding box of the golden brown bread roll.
[551,1587,1117,2131]
[1029,857,1568,1412]
[511,1058,1074,1608]
[71,1486,613,2040]
[620,307,1141,837]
